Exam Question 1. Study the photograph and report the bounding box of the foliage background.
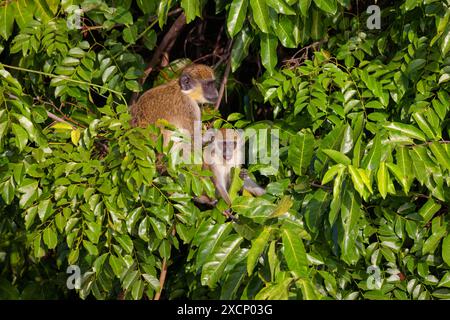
[0,0,449,300]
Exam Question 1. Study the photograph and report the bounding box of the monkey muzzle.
[205,94,218,104]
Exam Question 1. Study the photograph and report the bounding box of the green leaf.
[196,223,233,268]
[1,179,14,205]
[362,135,382,171]
[227,0,248,37]
[407,59,426,73]
[305,7,324,40]
[250,0,270,33]
[260,33,278,75]
[71,129,81,145]
[37,199,52,222]
[255,277,292,299]
[329,164,345,225]
[287,131,315,175]
[270,196,293,218]
[109,255,124,278]
[228,167,243,203]
[297,278,319,300]
[123,270,139,291]
[376,162,389,199]
[83,240,99,256]
[43,226,58,249]
[102,66,117,83]
[232,197,276,223]
[441,25,450,56]
[11,123,29,152]
[0,3,14,40]
[136,0,156,14]
[18,179,38,208]
[247,227,272,275]
[396,146,414,194]
[142,273,161,291]
[131,279,144,300]
[323,149,351,166]
[116,235,134,254]
[266,0,295,15]
[201,234,243,288]
[423,228,446,255]
[231,26,253,72]
[282,225,308,278]
[221,261,247,299]
[322,164,345,185]
[404,0,418,11]
[303,189,329,233]
[438,272,450,288]
[0,279,20,299]
[418,198,441,224]
[299,0,312,16]
[429,142,450,172]
[442,235,450,267]
[340,185,362,265]
[383,122,426,142]
[348,165,368,197]
[181,0,201,23]
[412,113,436,140]
[313,0,337,14]
[11,0,34,30]
[159,240,171,259]
[274,15,296,48]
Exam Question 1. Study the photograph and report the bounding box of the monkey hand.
[222,209,237,222]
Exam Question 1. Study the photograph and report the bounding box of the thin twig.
[311,182,332,191]
[154,258,168,300]
[46,111,76,129]
[129,12,187,106]
[214,41,233,111]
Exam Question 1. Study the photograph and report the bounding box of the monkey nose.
[207,94,219,103]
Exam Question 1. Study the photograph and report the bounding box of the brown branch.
[129,12,187,106]
[214,41,233,111]
[310,182,332,191]
[154,258,168,300]
[283,40,327,69]
[46,111,76,129]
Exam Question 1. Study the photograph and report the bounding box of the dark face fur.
[220,140,237,161]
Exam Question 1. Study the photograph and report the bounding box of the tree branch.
[214,41,233,111]
[46,111,77,129]
[130,12,187,106]
[154,258,168,300]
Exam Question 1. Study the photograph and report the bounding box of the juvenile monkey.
[202,128,266,206]
[130,64,218,146]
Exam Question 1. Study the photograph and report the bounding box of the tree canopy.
[0,0,449,300]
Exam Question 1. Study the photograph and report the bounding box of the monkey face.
[179,65,218,104]
[220,140,237,161]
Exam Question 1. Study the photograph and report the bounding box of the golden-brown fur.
[130,64,216,145]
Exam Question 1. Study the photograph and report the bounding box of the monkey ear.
[179,74,192,91]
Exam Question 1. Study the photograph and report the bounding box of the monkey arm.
[211,174,232,206]
[215,182,232,205]
[240,169,266,196]
[193,195,218,206]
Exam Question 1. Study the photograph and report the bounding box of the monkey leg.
[156,152,167,175]
[240,169,266,196]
